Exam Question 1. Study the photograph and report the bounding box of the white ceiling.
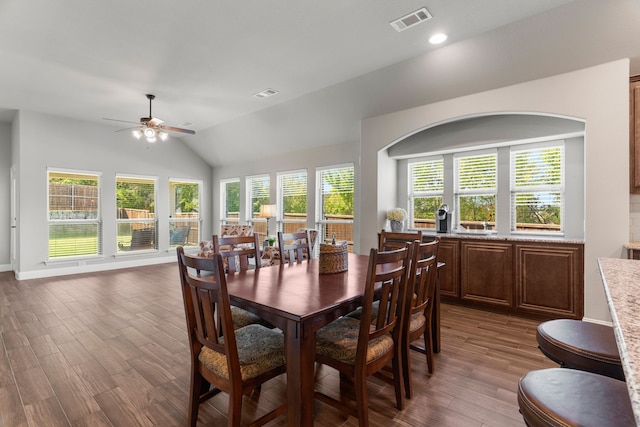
[2,0,640,166]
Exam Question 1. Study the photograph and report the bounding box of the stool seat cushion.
[518,368,634,427]
[537,319,624,380]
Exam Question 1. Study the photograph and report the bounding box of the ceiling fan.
[103,94,195,143]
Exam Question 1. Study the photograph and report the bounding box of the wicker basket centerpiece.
[319,241,348,274]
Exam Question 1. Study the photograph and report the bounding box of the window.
[409,158,443,230]
[454,152,497,230]
[116,175,157,252]
[511,143,564,233]
[278,170,307,233]
[246,175,270,237]
[220,178,240,225]
[316,164,354,249]
[48,170,101,259]
[169,179,201,247]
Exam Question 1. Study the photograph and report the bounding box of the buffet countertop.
[598,257,640,426]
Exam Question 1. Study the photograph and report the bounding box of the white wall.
[14,111,213,279]
[361,60,630,322]
[0,122,10,270]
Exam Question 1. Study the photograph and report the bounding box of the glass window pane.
[247,175,270,236]
[412,196,443,229]
[116,176,156,252]
[279,171,307,234]
[48,170,101,259]
[221,179,240,223]
[169,180,200,247]
[317,165,354,251]
[458,195,496,230]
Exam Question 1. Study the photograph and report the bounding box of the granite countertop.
[598,257,640,426]
[420,229,584,245]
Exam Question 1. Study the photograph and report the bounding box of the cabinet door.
[437,238,460,298]
[461,241,513,307]
[515,243,583,319]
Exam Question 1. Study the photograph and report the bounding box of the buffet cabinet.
[433,236,584,319]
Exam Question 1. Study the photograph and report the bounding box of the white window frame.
[510,141,565,235]
[454,149,497,231]
[316,163,354,247]
[277,169,308,234]
[220,178,240,226]
[408,157,444,230]
[169,178,202,247]
[245,174,270,231]
[116,174,158,253]
[47,168,102,260]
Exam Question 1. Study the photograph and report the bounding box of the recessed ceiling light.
[253,88,279,99]
[429,33,448,45]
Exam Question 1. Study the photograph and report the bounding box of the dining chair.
[213,234,262,273]
[177,247,265,330]
[277,230,312,264]
[378,229,423,251]
[402,237,439,399]
[314,244,413,426]
[176,250,287,427]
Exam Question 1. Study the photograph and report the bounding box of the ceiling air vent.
[390,7,432,32]
[253,88,279,99]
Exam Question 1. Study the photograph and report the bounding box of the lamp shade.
[260,204,277,218]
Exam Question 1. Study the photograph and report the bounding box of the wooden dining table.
[224,253,442,426]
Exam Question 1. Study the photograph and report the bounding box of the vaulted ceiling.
[1,0,640,166]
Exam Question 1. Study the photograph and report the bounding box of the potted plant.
[387,208,408,232]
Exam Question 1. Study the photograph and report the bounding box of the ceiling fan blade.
[103,117,141,125]
[148,117,164,127]
[160,125,196,135]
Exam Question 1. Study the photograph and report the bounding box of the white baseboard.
[582,316,613,327]
[15,256,176,280]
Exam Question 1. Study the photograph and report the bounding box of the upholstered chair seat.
[316,317,394,364]
[198,324,285,381]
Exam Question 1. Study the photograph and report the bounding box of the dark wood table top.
[225,253,370,325]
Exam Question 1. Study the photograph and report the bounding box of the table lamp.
[260,204,277,236]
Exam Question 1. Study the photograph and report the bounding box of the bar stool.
[536,319,624,381]
[517,368,635,427]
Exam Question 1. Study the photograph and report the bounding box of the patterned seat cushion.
[198,324,285,381]
[409,312,426,332]
[230,306,267,329]
[316,316,393,364]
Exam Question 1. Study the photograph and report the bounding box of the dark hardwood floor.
[0,263,556,426]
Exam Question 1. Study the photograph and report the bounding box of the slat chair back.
[176,247,287,426]
[314,244,413,424]
[378,229,423,252]
[402,238,440,398]
[213,234,261,272]
[277,230,311,264]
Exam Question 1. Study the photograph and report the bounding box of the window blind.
[410,159,443,194]
[455,153,497,193]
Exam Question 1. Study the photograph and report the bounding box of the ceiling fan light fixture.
[146,135,157,143]
[143,127,156,138]
[159,131,169,141]
[132,129,143,139]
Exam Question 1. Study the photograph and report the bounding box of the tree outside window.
[317,165,354,249]
[221,178,240,225]
[169,179,201,246]
[409,159,443,229]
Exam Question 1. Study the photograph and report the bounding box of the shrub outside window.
[48,170,101,259]
[510,143,564,234]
